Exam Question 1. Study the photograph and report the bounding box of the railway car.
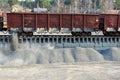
[49,14,60,32]
[100,14,120,35]
[7,13,36,35]
[6,12,120,36]
[7,13,100,36]
[72,14,99,35]
[72,14,84,35]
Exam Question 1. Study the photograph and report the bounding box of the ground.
[0,62,120,80]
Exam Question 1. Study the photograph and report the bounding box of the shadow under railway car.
[6,13,120,36]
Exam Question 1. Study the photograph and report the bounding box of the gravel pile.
[0,43,119,66]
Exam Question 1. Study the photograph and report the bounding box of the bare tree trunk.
[74,0,78,13]
[50,0,115,13]
[88,0,92,13]
[57,0,60,13]
[69,5,72,13]
[101,0,114,12]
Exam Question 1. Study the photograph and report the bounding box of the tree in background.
[99,0,114,12]
[64,0,71,5]
[40,0,51,9]
[34,0,51,9]
[24,0,34,9]
[8,0,18,7]
[35,0,40,7]
[0,0,10,12]
[114,0,120,9]
[50,0,65,13]
[50,0,55,5]
[0,0,7,3]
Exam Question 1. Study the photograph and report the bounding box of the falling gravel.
[0,42,120,66]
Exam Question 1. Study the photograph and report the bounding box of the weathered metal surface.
[49,14,60,28]
[73,14,84,28]
[61,14,72,28]
[7,13,22,30]
[24,14,36,28]
[84,14,99,29]
[7,13,120,34]
[37,14,48,28]
[103,14,118,30]
[118,15,120,29]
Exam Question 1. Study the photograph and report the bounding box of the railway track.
[20,35,120,49]
[0,35,120,50]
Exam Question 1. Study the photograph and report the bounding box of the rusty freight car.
[7,13,36,35]
[72,14,99,35]
[100,14,120,35]
[6,12,120,36]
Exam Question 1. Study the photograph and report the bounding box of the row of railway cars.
[0,13,120,36]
